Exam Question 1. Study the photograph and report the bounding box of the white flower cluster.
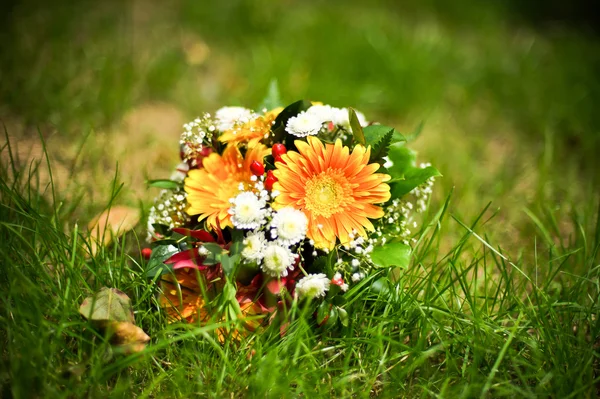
[413,163,435,212]
[228,176,309,278]
[180,113,216,167]
[214,106,254,131]
[370,172,436,246]
[295,273,330,299]
[326,230,375,289]
[285,104,368,137]
[147,188,190,241]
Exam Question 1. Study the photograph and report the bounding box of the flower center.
[304,171,349,217]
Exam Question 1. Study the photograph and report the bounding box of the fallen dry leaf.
[79,287,150,354]
[105,321,151,354]
[88,205,140,255]
[79,287,135,323]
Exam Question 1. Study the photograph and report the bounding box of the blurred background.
[1,0,599,252]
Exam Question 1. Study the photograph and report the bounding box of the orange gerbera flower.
[185,144,269,229]
[219,108,283,146]
[272,136,391,249]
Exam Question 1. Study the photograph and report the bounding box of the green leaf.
[236,261,260,285]
[363,125,405,146]
[219,253,240,278]
[348,108,365,146]
[369,129,394,166]
[151,223,171,237]
[146,179,181,190]
[324,306,339,328]
[145,244,178,278]
[317,301,330,325]
[390,166,441,198]
[79,287,135,323]
[370,242,411,269]
[338,307,349,327]
[201,242,223,265]
[386,143,416,180]
[259,79,282,110]
[369,277,391,296]
[229,229,244,257]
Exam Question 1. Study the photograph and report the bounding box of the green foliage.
[348,108,366,146]
[363,124,406,147]
[146,179,182,190]
[1,146,599,397]
[259,79,282,111]
[368,129,394,166]
[369,241,411,269]
[145,244,178,278]
[386,142,442,197]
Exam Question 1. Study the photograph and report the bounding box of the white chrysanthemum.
[241,231,267,263]
[270,207,308,245]
[306,104,336,124]
[285,111,323,137]
[331,107,368,128]
[229,191,267,229]
[295,273,330,299]
[215,106,253,131]
[262,243,296,277]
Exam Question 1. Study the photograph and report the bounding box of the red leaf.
[172,228,215,242]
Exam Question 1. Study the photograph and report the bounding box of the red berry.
[199,147,212,157]
[272,143,287,157]
[265,171,278,190]
[331,278,344,287]
[141,248,152,259]
[274,154,286,165]
[250,161,265,176]
[327,121,335,131]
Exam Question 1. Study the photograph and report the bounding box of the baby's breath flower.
[147,188,190,241]
[295,273,330,299]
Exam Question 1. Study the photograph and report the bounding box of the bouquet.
[144,99,439,339]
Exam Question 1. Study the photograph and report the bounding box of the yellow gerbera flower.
[272,136,391,249]
[185,143,269,229]
[219,108,283,146]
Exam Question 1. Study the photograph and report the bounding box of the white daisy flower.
[229,191,267,229]
[262,243,296,277]
[270,207,308,245]
[332,107,369,128]
[306,104,336,124]
[241,231,267,263]
[215,106,253,131]
[295,273,330,299]
[285,111,323,137]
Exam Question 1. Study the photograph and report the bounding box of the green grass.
[1,134,599,397]
[1,0,600,397]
